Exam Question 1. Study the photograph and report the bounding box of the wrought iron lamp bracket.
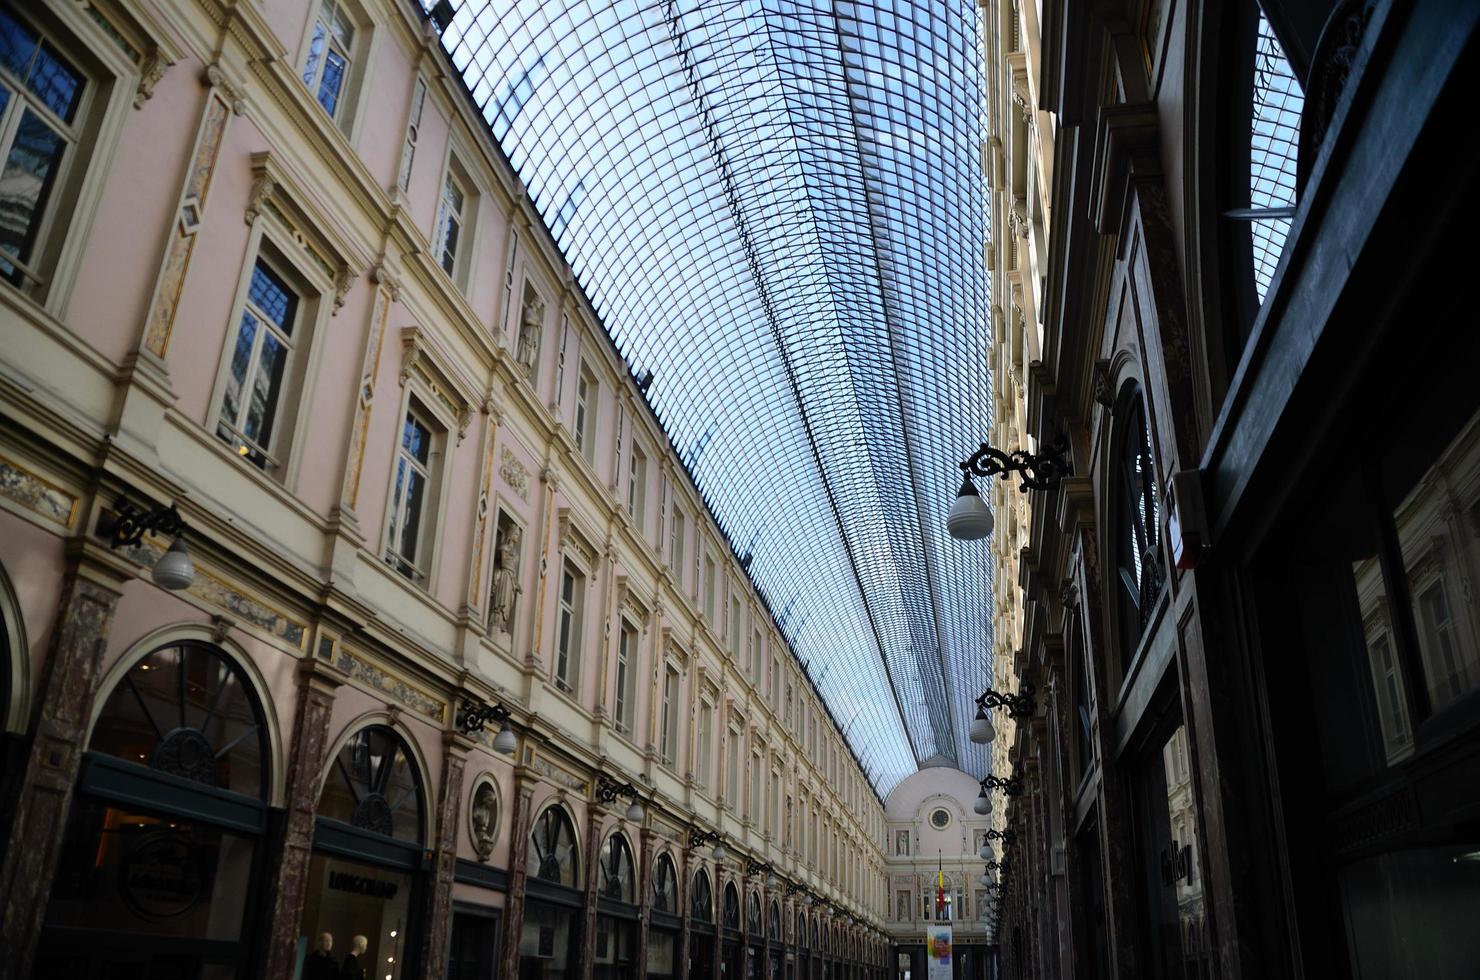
[981,771,1025,797]
[985,828,1017,845]
[959,434,1071,493]
[597,777,643,807]
[456,697,511,735]
[689,828,722,850]
[975,683,1037,718]
[102,496,187,549]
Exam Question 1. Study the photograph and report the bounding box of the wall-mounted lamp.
[597,776,646,822]
[985,829,1016,845]
[689,827,727,862]
[455,698,519,755]
[979,770,1025,800]
[948,436,1071,541]
[101,497,195,590]
[969,684,1037,745]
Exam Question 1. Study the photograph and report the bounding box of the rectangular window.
[749,752,761,823]
[751,631,763,683]
[628,443,647,531]
[697,700,713,789]
[726,729,740,805]
[771,771,781,836]
[660,663,679,766]
[398,76,426,191]
[575,365,596,462]
[435,165,469,281]
[615,621,636,734]
[729,598,742,656]
[670,508,686,579]
[703,557,716,622]
[0,5,86,291]
[302,0,355,118]
[554,561,584,694]
[1419,582,1471,708]
[216,258,299,470]
[384,402,442,582]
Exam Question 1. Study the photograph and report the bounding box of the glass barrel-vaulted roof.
[426,0,994,796]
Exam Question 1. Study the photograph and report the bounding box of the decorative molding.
[141,89,232,358]
[134,48,172,108]
[341,283,394,512]
[530,752,586,791]
[332,647,445,720]
[0,453,78,529]
[491,449,527,504]
[399,327,480,443]
[202,62,245,115]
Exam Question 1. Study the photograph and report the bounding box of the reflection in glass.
[297,853,410,980]
[317,726,424,843]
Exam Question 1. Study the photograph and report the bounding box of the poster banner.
[926,924,953,980]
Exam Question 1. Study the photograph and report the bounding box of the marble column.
[498,774,536,979]
[262,658,345,978]
[576,803,605,978]
[636,826,656,979]
[677,851,692,980]
[0,558,123,980]
[417,732,471,978]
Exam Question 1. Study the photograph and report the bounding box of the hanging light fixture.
[969,706,996,744]
[713,841,728,862]
[974,790,992,815]
[626,798,646,822]
[947,474,994,540]
[979,842,994,861]
[492,720,519,755]
[101,497,195,591]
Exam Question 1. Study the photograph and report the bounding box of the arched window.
[1218,4,1305,363]
[723,881,740,928]
[318,725,423,841]
[40,642,273,972]
[90,641,267,797]
[528,805,579,886]
[769,899,781,939]
[599,831,636,902]
[1114,387,1163,658]
[692,868,714,921]
[652,852,677,912]
[746,890,761,933]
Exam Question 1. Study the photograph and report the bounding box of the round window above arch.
[928,807,951,830]
[90,641,268,799]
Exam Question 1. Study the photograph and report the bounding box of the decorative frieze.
[331,647,444,720]
[500,447,531,501]
[0,454,78,528]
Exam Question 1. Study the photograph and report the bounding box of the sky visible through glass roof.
[425,0,995,796]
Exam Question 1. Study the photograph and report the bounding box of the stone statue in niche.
[489,519,522,633]
[469,781,497,861]
[516,289,544,379]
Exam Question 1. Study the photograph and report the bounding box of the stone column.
[0,555,123,980]
[677,851,692,980]
[636,826,656,979]
[417,732,471,979]
[262,658,345,978]
[577,803,605,979]
[498,773,536,979]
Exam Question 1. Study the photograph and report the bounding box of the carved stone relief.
[469,777,499,862]
[489,514,523,633]
[516,284,545,379]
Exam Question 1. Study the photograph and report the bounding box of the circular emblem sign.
[119,827,204,919]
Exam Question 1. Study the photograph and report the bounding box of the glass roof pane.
[426,0,995,796]
[1250,12,1303,303]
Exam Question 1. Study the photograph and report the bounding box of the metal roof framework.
[426,0,997,796]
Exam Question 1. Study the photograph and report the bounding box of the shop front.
[520,806,583,979]
[647,852,681,979]
[595,831,638,980]
[34,641,271,978]
[688,868,715,980]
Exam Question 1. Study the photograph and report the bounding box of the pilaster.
[0,548,126,980]
[417,731,472,978]
[498,773,537,979]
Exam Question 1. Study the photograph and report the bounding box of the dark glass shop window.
[447,908,500,979]
[1114,387,1164,664]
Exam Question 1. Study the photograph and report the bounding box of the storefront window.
[298,725,425,980]
[1115,387,1164,664]
[1133,722,1209,980]
[522,806,582,978]
[38,642,270,978]
[521,899,579,976]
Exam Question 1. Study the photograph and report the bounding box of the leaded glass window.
[1115,389,1163,657]
[692,868,713,922]
[652,852,677,912]
[528,806,578,886]
[318,726,424,842]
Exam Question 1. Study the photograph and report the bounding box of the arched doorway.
[521,804,581,978]
[688,867,715,979]
[595,830,637,978]
[647,851,680,979]
[35,640,272,977]
[299,723,427,980]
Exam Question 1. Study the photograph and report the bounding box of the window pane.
[302,22,325,87]
[243,328,287,446]
[28,41,84,123]
[220,311,257,431]
[0,109,66,267]
[247,261,297,332]
[398,467,427,562]
[317,49,346,116]
[0,8,39,83]
[402,413,431,464]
